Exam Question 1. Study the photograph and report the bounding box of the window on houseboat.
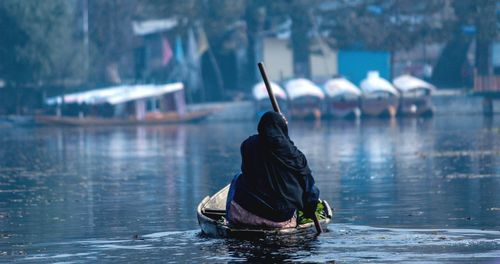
[147,98,161,112]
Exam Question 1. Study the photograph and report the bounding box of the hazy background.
[0,0,498,114]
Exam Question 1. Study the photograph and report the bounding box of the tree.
[0,0,85,87]
[289,0,316,78]
[88,0,136,86]
[432,0,476,87]
[432,0,498,87]
[475,0,497,75]
[318,0,452,58]
[0,3,28,84]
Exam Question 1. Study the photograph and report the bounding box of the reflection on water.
[0,115,499,262]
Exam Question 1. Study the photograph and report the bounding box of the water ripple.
[10,224,500,263]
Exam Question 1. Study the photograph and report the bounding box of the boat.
[323,77,361,118]
[197,184,333,238]
[393,74,435,116]
[360,71,399,118]
[38,83,213,126]
[252,81,288,117]
[285,78,325,120]
[36,110,211,126]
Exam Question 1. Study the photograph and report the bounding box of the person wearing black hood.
[225,111,320,228]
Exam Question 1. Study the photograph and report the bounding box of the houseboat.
[285,78,325,120]
[393,74,435,116]
[323,77,361,118]
[38,83,212,126]
[360,71,399,118]
[252,81,288,117]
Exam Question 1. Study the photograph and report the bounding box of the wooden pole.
[257,62,281,114]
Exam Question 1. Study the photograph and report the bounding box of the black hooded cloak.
[233,111,320,222]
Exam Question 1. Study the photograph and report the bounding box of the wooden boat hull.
[398,96,434,116]
[361,95,399,118]
[326,98,361,118]
[254,98,288,117]
[35,110,211,126]
[197,185,333,238]
[288,96,323,120]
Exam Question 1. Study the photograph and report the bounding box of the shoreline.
[2,90,500,126]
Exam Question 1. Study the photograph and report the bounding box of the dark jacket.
[233,111,320,222]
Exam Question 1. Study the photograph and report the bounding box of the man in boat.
[226,111,320,228]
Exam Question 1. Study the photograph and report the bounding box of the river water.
[0,115,499,263]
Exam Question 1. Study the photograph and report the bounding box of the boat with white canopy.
[38,83,212,125]
[360,71,399,117]
[252,81,288,117]
[393,74,435,116]
[323,77,361,118]
[285,78,325,119]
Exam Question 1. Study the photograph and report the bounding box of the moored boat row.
[252,72,436,119]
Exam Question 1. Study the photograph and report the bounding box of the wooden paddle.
[257,62,323,234]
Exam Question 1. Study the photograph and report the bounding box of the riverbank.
[2,90,499,126]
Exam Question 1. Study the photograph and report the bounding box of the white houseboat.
[360,71,399,118]
[38,83,212,126]
[393,74,435,116]
[252,81,288,117]
[285,78,325,120]
[323,77,361,118]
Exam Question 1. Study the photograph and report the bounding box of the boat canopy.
[108,83,183,105]
[324,78,362,98]
[252,81,287,101]
[360,71,398,96]
[393,74,435,93]
[285,78,325,100]
[46,83,184,106]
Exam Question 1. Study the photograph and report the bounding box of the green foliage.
[318,0,454,51]
[0,0,85,86]
[0,3,28,83]
[297,201,328,225]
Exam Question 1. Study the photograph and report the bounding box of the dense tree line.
[0,0,84,87]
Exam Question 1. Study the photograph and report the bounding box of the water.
[0,115,499,263]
